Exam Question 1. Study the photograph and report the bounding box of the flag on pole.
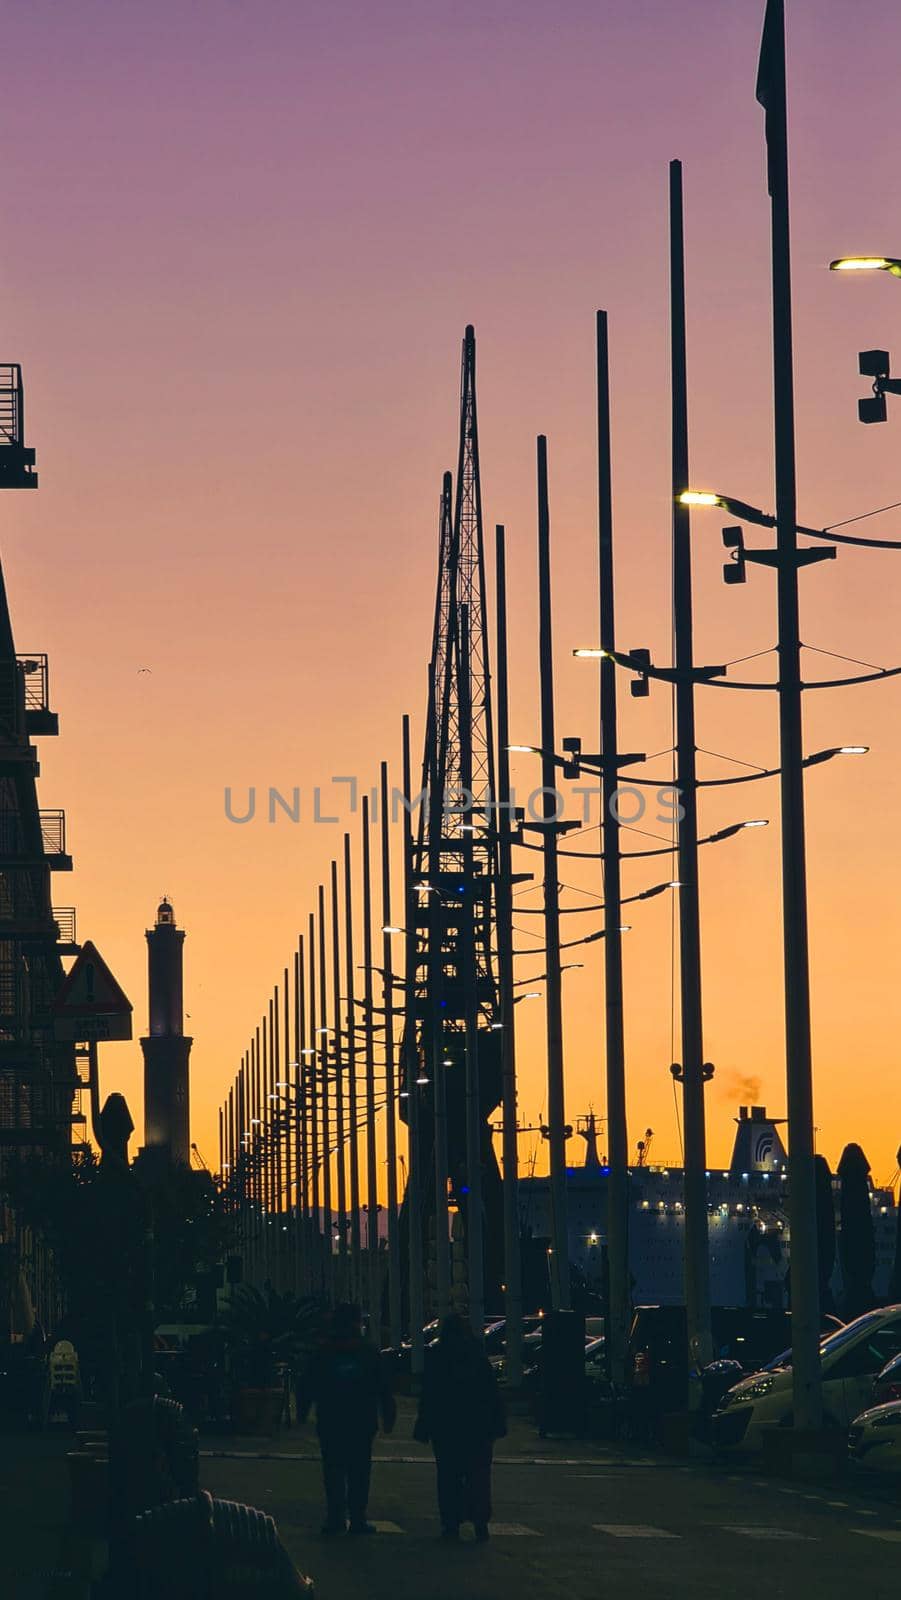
[756,0,787,203]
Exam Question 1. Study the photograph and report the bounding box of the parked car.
[382,1317,507,1377]
[714,1305,901,1454]
[698,1317,844,1418]
[849,1400,901,1474]
[584,1336,606,1379]
[872,1350,901,1407]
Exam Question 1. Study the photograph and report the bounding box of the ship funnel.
[729,1104,787,1174]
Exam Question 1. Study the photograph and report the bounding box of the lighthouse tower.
[140,898,192,1165]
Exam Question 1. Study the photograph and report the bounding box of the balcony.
[0,366,37,489]
[0,655,56,741]
[19,655,57,736]
[53,906,78,953]
[0,808,72,870]
[39,811,70,867]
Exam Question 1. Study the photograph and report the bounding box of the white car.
[713,1305,901,1454]
[849,1400,901,1473]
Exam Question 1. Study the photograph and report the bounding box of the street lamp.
[829,256,901,277]
[678,487,901,556]
[679,489,779,526]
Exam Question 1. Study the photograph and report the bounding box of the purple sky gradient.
[1,0,900,1177]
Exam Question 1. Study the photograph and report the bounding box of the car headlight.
[726,1375,775,1405]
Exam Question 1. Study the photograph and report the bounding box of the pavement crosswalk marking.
[851,1529,901,1542]
[371,1521,404,1534]
[724,1527,815,1541]
[593,1525,680,1539]
[490,1523,540,1536]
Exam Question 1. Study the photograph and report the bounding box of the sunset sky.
[4,0,901,1187]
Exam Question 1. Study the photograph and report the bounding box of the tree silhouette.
[837,1143,875,1320]
[889,1146,901,1304]
[815,1154,836,1314]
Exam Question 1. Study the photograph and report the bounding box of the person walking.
[299,1303,396,1536]
[414,1314,507,1542]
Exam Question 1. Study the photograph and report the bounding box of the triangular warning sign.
[54,940,132,1016]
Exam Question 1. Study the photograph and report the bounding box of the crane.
[636,1128,654,1167]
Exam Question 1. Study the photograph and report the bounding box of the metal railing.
[18,655,49,712]
[0,366,23,447]
[39,811,66,858]
[0,655,50,728]
[53,907,76,944]
[0,808,68,860]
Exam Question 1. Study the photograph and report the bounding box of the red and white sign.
[53,940,133,1042]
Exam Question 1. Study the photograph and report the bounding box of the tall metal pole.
[243,1062,250,1269]
[283,967,293,1291]
[308,912,321,1295]
[459,605,485,1338]
[596,311,631,1387]
[427,660,451,1321]
[403,713,426,1376]
[331,859,349,1295]
[670,160,713,1374]
[494,525,523,1384]
[757,0,821,1428]
[254,1033,262,1282]
[361,793,381,1335]
[267,997,276,1288]
[380,761,403,1346]
[344,832,362,1303]
[252,1043,260,1280]
[258,1025,265,1281]
[235,1069,242,1260]
[318,887,333,1301]
[271,990,281,1288]
[537,435,571,1312]
[299,940,310,1292]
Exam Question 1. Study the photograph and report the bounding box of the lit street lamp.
[829,256,901,277]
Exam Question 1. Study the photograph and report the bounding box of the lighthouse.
[140,898,192,1165]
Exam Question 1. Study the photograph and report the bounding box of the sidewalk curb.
[200,1450,650,1466]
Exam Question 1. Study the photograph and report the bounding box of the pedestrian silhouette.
[298,1302,396,1536]
[414,1314,507,1541]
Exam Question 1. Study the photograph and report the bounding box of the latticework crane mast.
[405,326,504,1310]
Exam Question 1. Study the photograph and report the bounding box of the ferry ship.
[518,1105,898,1308]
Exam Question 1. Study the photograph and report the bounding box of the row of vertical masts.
[220,3,825,1419]
[219,796,405,1336]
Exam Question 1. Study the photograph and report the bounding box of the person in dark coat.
[414,1314,507,1541]
[298,1303,396,1536]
